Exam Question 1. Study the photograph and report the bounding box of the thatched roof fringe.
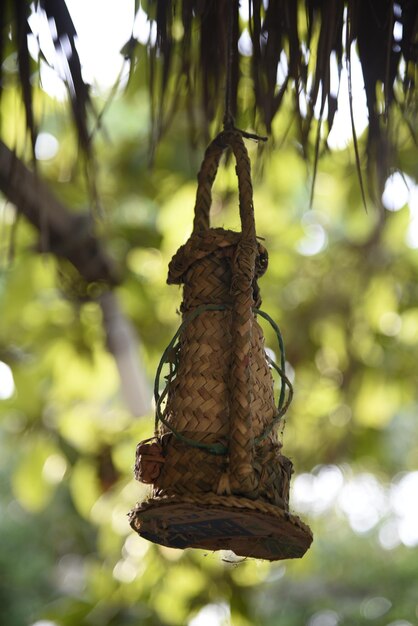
[0,0,93,155]
[146,0,417,191]
[0,0,417,191]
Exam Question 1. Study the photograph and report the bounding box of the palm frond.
[40,0,93,153]
[139,0,417,192]
[0,0,417,194]
[0,0,93,154]
[14,0,37,154]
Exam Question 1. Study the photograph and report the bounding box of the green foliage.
[1,67,418,626]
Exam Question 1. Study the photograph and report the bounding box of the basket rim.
[129,493,313,561]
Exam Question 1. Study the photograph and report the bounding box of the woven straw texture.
[129,494,312,560]
[149,130,290,505]
[130,129,312,560]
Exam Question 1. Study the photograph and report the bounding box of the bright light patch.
[35,132,59,160]
[39,62,67,101]
[297,224,327,256]
[113,559,137,584]
[393,21,403,42]
[63,0,135,89]
[308,610,340,626]
[112,504,131,535]
[28,7,67,101]
[0,201,16,225]
[0,361,15,400]
[238,2,251,21]
[42,454,67,484]
[123,534,149,560]
[292,466,418,547]
[28,9,56,62]
[379,311,402,337]
[292,465,344,516]
[238,29,253,56]
[285,361,295,384]
[390,472,418,547]
[276,50,288,86]
[397,517,418,548]
[361,597,392,620]
[382,172,409,211]
[133,7,156,45]
[292,473,315,512]
[378,519,401,550]
[265,347,277,362]
[338,474,388,533]
[189,603,231,626]
[327,46,369,150]
[329,51,340,98]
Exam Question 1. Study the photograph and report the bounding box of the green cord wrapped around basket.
[129,129,312,561]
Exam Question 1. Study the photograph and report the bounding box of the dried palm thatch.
[0,0,92,155]
[1,0,417,192]
[143,0,417,195]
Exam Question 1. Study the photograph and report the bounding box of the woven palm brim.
[129,494,312,561]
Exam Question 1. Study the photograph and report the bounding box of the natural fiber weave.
[130,129,312,560]
[129,493,312,561]
[131,492,310,530]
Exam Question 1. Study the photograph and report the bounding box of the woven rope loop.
[192,129,256,244]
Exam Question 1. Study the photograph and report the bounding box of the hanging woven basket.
[129,129,312,561]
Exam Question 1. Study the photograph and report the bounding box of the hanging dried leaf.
[40,0,93,154]
[0,0,417,197]
[0,0,94,156]
[14,0,37,155]
[137,0,417,196]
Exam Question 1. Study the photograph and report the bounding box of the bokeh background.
[0,2,417,625]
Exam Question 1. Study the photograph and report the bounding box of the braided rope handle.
[193,129,259,496]
[193,129,256,242]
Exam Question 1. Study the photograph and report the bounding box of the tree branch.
[0,139,151,416]
[99,291,151,416]
[0,139,118,285]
